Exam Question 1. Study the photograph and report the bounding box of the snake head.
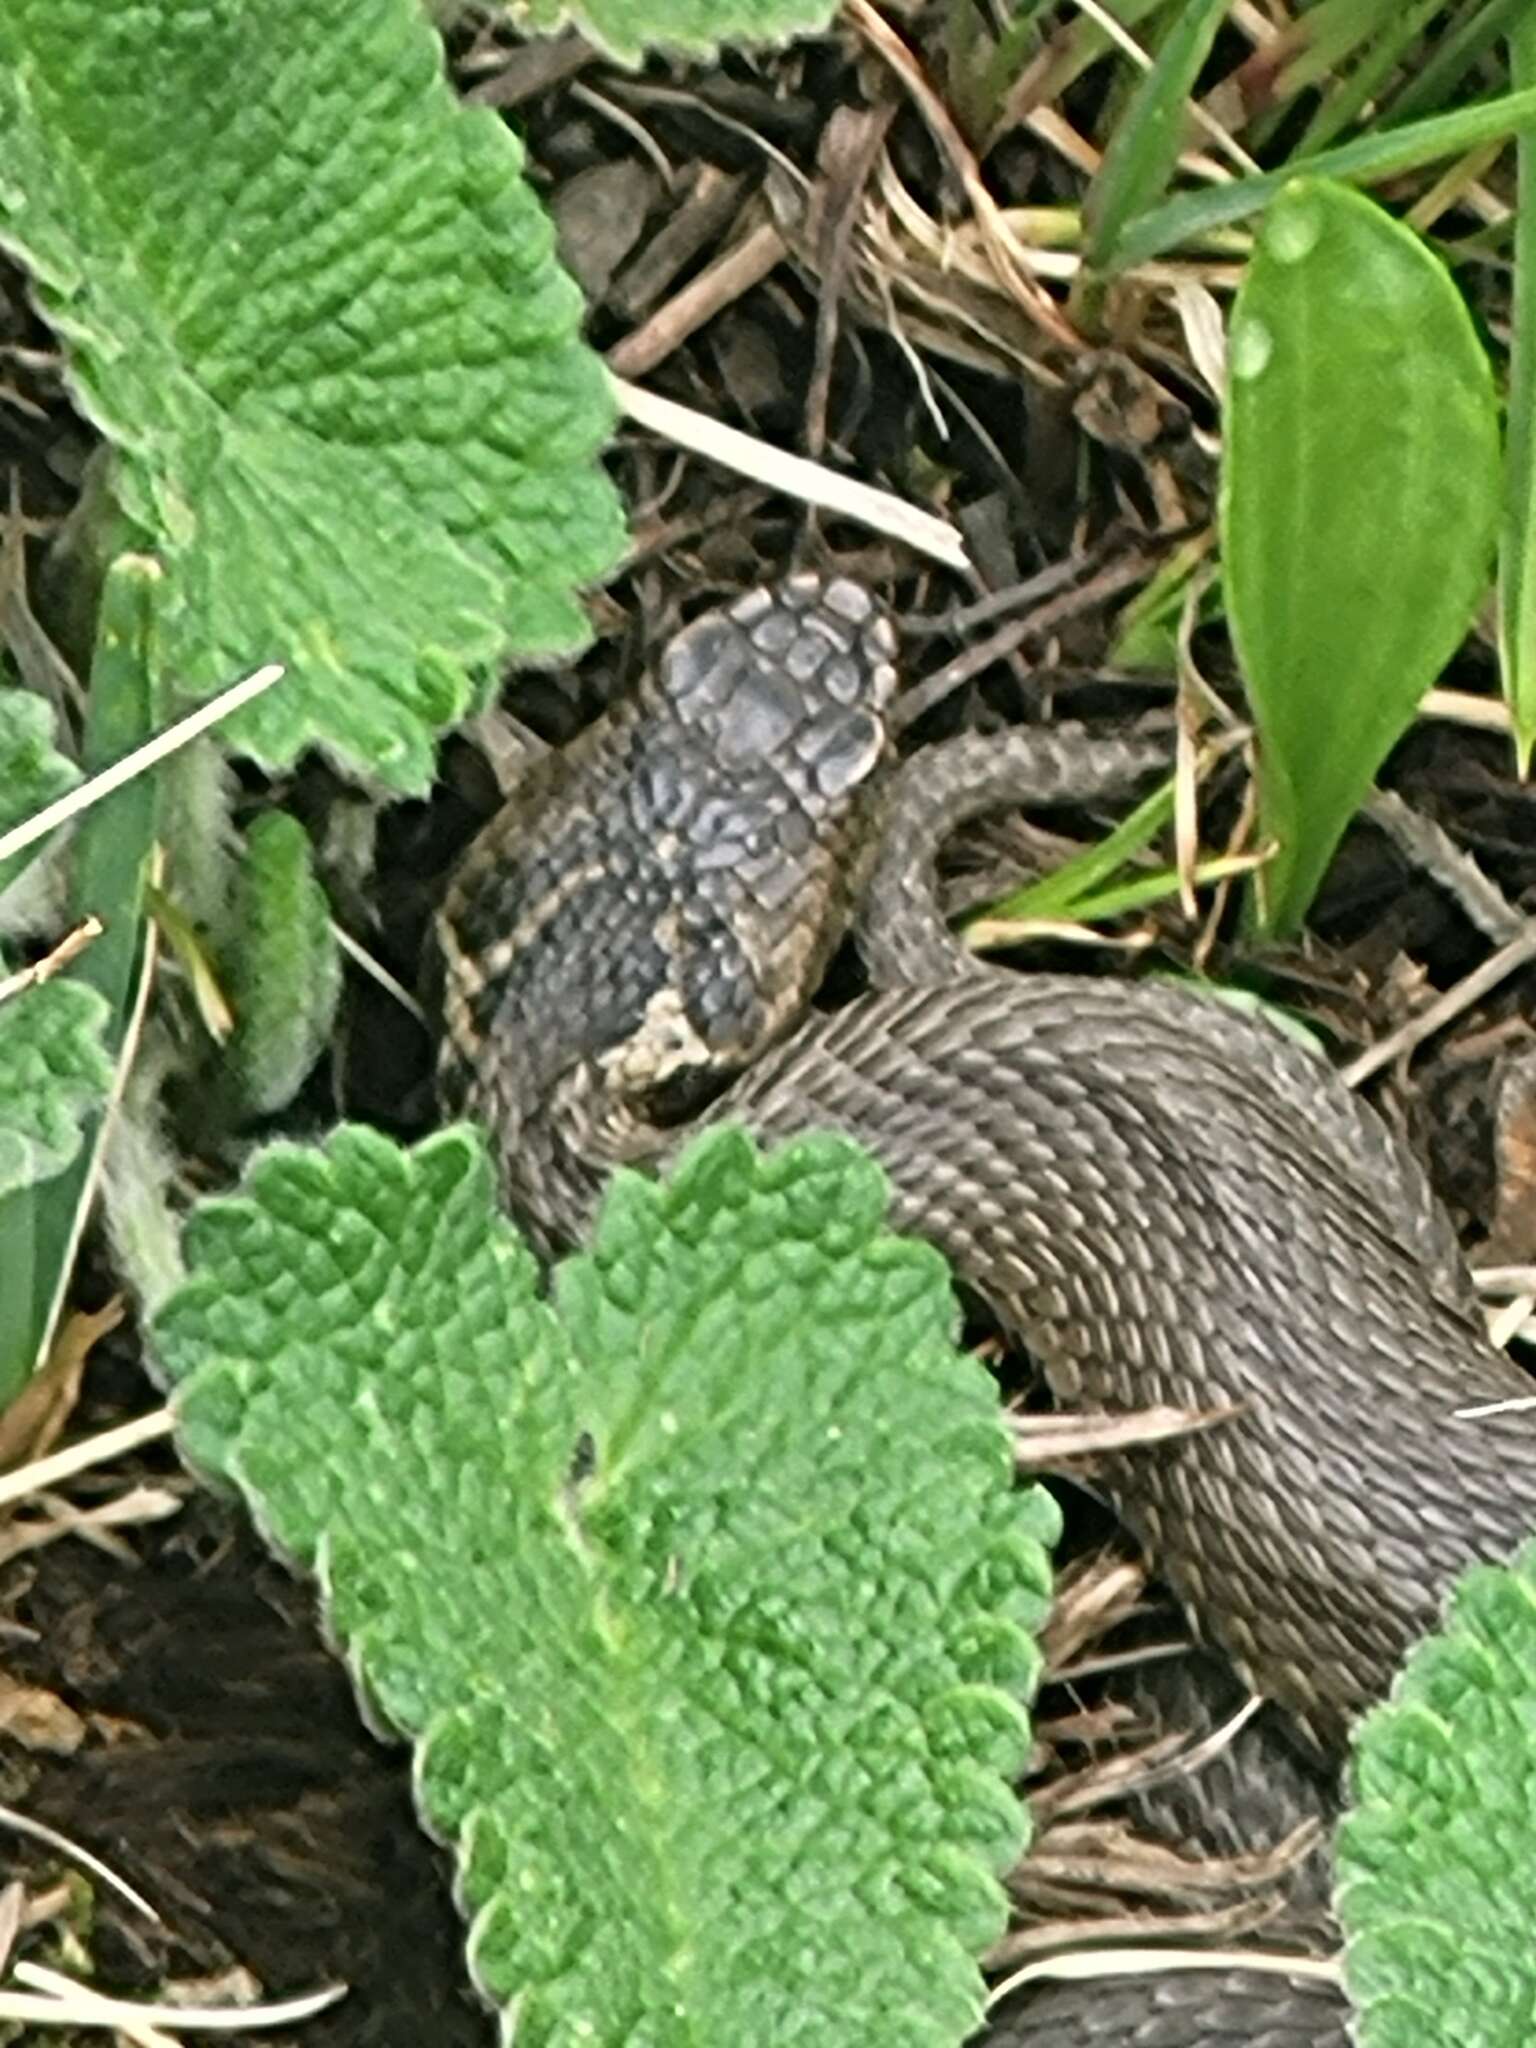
[435,574,899,1245]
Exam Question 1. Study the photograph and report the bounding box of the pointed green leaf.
[966,774,1177,926]
[150,1123,1054,2047]
[1223,178,1499,936]
[0,0,625,793]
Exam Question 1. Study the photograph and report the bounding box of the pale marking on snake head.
[600,984,714,1096]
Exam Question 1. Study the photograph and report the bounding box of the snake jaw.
[597,981,717,1098]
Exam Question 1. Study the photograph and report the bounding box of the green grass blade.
[1073,0,1235,329]
[1112,84,1536,269]
[1261,0,1400,106]
[1502,14,1536,775]
[1108,537,1220,668]
[988,0,1177,140]
[968,851,1259,940]
[1388,0,1530,124]
[968,775,1178,925]
[1223,180,1500,938]
[0,1190,40,1411]
[25,557,163,1364]
[1296,0,1451,156]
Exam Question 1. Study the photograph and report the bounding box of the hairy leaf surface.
[511,0,836,64]
[1338,1539,1536,2048]
[0,688,79,898]
[151,1123,1052,2046]
[0,0,625,791]
[221,812,342,1120]
[0,978,113,1200]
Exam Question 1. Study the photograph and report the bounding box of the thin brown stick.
[894,551,1157,725]
[1342,922,1536,1088]
[607,218,788,380]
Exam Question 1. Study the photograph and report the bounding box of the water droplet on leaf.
[1230,318,1273,381]
[1267,197,1321,264]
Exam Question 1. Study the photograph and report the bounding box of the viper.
[433,573,1536,2046]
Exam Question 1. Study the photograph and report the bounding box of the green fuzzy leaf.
[0,688,79,898]
[1337,1539,1536,2048]
[0,0,626,793]
[1223,178,1499,937]
[221,811,342,1121]
[151,1122,1053,2047]
[0,978,113,1200]
[510,0,835,65]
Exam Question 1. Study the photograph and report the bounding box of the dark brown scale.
[432,576,1536,2045]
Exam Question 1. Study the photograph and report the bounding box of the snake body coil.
[436,575,1536,2045]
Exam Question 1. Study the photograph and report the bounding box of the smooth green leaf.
[0,979,112,1204]
[1077,0,1234,318]
[0,688,78,900]
[1222,178,1499,936]
[220,812,342,1121]
[0,0,625,793]
[1111,84,1536,271]
[1501,12,1536,773]
[1337,1539,1536,2048]
[150,1122,1054,2047]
